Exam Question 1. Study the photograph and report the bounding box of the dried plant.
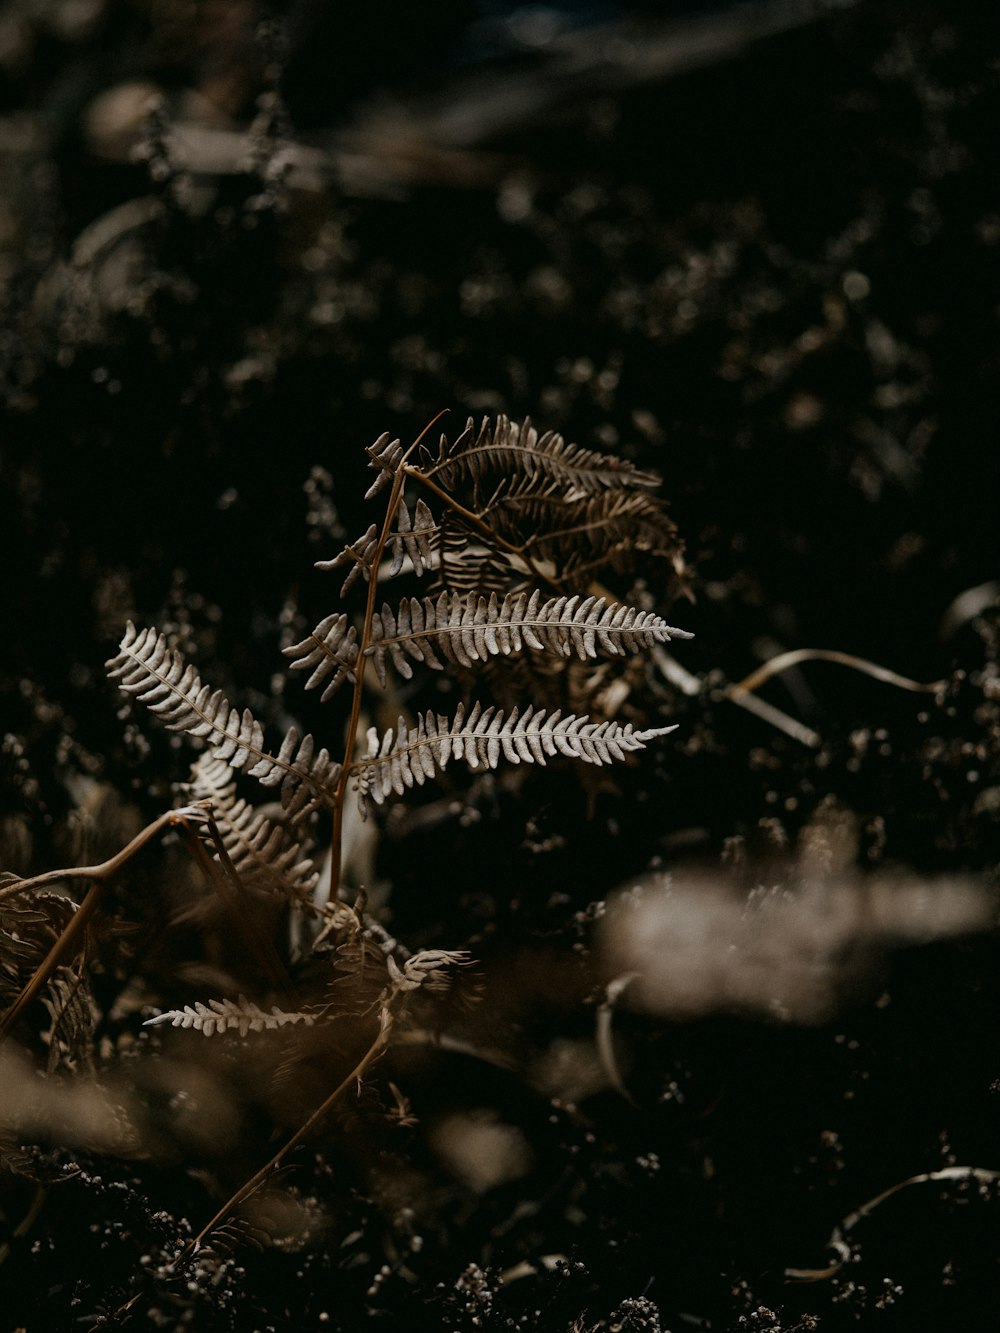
[0,413,690,1317]
[106,414,690,887]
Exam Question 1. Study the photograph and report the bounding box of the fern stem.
[329,426,443,893]
[186,1008,392,1255]
[0,804,213,904]
[0,804,219,1044]
[730,648,945,697]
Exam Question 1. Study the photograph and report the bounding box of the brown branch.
[0,805,214,1045]
[0,804,213,904]
[330,413,448,895]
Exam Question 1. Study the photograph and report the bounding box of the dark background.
[1,1,999,1329]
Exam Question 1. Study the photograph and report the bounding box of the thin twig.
[101,1008,393,1329]
[0,805,213,903]
[394,1028,517,1074]
[651,644,702,697]
[727,688,822,748]
[329,412,450,895]
[187,1007,392,1253]
[723,649,945,749]
[0,805,214,1043]
[785,1165,1000,1282]
[730,649,945,698]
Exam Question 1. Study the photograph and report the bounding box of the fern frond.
[107,623,340,814]
[282,613,359,701]
[144,995,318,1037]
[353,701,677,810]
[492,484,680,560]
[365,590,692,686]
[559,537,687,588]
[188,756,320,901]
[426,415,661,498]
[314,523,378,597]
[386,949,473,994]
[316,501,437,593]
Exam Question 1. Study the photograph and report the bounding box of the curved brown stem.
[0,806,213,1045]
[0,805,212,904]
[187,1007,392,1254]
[730,648,945,697]
[329,413,449,896]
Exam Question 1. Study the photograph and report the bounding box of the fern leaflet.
[425,415,661,497]
[145,996,318,1037]
[353,701,677,810]
[188,756,320,902]
[107,623,341,815]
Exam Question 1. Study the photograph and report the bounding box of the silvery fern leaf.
[386,949,473,994]
[188,755,320,902]
[425,415,661,498]
[314,522,378,596]
[107,623,340,815]
[352,700,677,812]
[283,612,359,701]
[364,590,692,686]
[144,996,318,1037]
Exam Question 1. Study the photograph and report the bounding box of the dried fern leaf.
[495,484,681,561]
[365,590,692,686]
[427,415,661,497]
[431,516,532,597]
[364,431,405,499]
[189,756,320,901]
[559,536,687,588]
[144,995,317,1037]
[314,523,378,597]
[107,623,340,814]
[353,701,677,810]
[386,497,436,578]
[1,890,78,999]
[386,949,473,994]
[282,612,359,701]
[40,962,99,1075]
